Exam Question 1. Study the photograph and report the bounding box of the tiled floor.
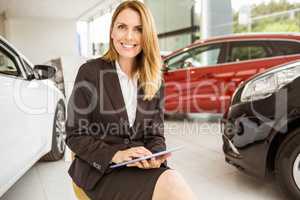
[1,119,288,200]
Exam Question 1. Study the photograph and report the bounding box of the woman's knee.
[153,170,192,200]
[159,170,184,186]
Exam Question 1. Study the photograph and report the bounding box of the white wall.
[4,17,78,64]
[61,56,86,99]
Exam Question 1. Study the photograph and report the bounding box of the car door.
[183,43,226,113]
[163,43,226,113]
[22,58,55,151]
[163,51,191,113]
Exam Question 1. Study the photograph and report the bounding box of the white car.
[0,36,66,196]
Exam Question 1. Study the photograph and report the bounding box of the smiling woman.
[102,0,163,101]
[111,9,143,61]
[66,1,196,200]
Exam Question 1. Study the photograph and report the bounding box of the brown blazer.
[65,58,166,191]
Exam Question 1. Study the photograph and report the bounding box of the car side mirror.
[182,60,192,68]
[34,65,56,80]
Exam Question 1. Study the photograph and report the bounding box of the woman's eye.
[118,25,125,29]
[133,27,142,33]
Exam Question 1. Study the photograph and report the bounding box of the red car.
[162,33,300,114]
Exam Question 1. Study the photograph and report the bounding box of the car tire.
[40,101,66,161]
[275,129,300,199]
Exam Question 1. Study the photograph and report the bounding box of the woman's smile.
[120,42,138,50]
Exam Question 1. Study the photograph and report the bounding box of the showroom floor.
[1,119,288,200]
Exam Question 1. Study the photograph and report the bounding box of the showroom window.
[143,0,201,52]
[232,0,300,33]
[77,0,121,58]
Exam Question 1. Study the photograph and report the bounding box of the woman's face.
[111,8,143,61]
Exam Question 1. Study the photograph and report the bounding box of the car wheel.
[40,101,66,161]
[275,130,300,199]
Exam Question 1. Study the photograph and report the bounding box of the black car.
[222,60,300,199]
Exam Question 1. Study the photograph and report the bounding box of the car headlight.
[241,62,300,102]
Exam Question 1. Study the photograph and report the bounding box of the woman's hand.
[127,153,171,169]
[111,146,152,164]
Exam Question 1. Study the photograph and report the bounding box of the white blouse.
[115,61,138,127]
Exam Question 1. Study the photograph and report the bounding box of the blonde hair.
[103,0,162,101]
